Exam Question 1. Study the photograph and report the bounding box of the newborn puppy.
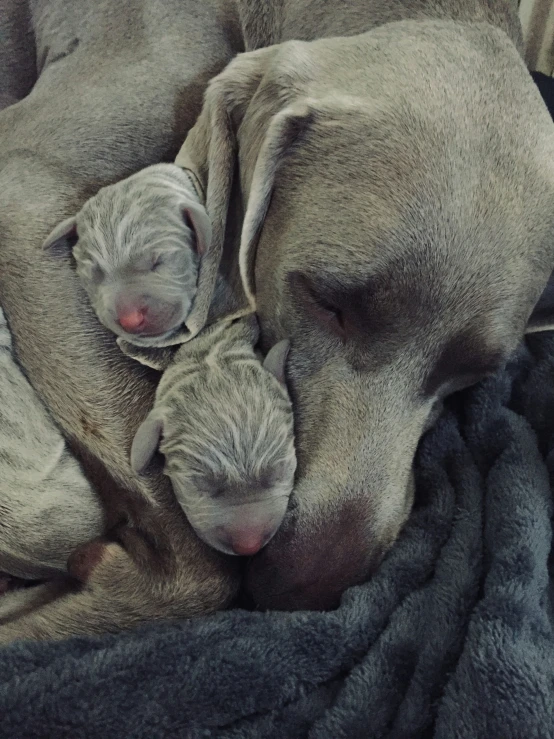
[42,163,211,344]
[131,316,296,557]
[0,306,104,581]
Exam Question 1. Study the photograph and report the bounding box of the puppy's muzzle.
[113,295,182,337]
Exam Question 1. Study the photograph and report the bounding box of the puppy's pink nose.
[117,308,146,333]
[229,530,266,556]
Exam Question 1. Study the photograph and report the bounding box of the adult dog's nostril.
[117,308,146,333]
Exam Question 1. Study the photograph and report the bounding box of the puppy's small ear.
[263,340,290,385]
[526,271,554,333]
[182,202,212,257]
[131,416,163,475]
[42,216,78,252]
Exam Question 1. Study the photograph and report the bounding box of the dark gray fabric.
[0,333,552,738]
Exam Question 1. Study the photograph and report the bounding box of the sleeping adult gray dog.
[130,316,295,557]
[1,0,554,641]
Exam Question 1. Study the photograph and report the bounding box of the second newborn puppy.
[131,316,296,557]
[42,164,210,344]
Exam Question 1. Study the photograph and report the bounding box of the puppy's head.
[43,164,211,344]
[131,340,296,555]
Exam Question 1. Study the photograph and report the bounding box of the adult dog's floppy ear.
[174,47,277,338]
[117,339,176,372]
[174,41,320,328]
[526,271,554,333]
[237,101,316,309]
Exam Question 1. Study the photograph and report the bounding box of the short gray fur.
[1,0,553,642]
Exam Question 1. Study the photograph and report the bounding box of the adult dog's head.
[179,20,554,610]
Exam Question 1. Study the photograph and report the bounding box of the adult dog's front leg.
[0,0,241,640]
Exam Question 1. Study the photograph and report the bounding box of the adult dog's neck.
[236,0,522,54]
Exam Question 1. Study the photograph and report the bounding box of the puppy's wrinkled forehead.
[76,177,184,269]
[161,366,294,481]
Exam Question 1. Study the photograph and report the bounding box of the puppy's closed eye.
[195,482,225,499]
[77,255,104,283]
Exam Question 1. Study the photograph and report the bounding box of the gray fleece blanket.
[1,85,554,739]
[0,329,553,739]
